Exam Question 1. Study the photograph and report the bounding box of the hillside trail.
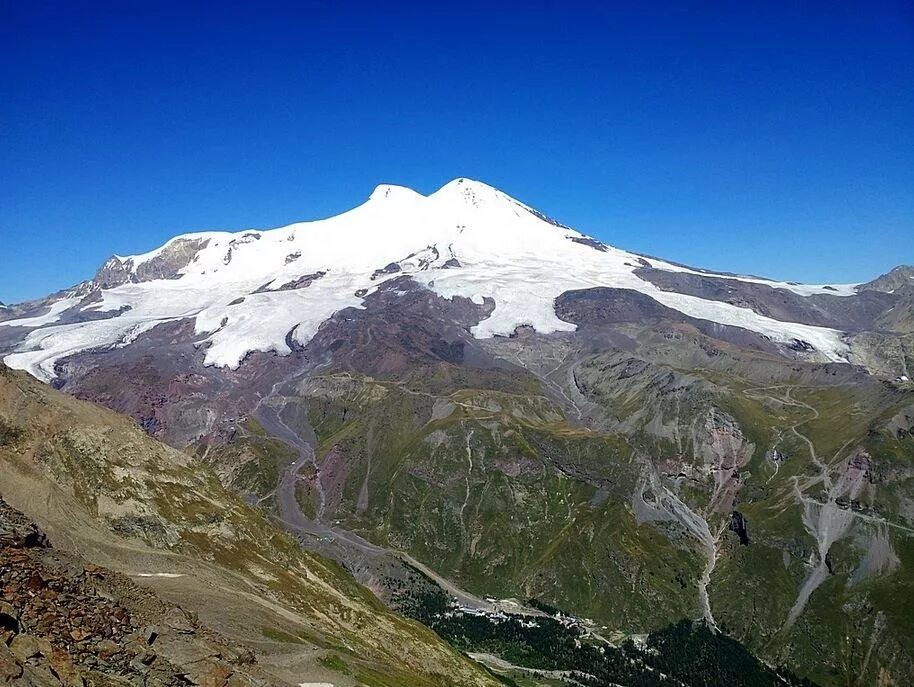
[741,384,846,630]
[743,384,914,540]
[742,384,913,632]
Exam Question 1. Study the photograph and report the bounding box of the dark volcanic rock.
[729,511,750,546]
[256,270,326,293]
[305,276,495,375]
[633,266,898,332]
[371,262,402,280]
[554,287,782,354]
[0,497,264,686]
[568,236,608,252]
[555,287,678,324]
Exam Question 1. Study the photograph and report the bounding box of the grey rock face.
[92,257,133,289]
[554,286,783,355]
[93,237,211,289]
[633,266,898,332]
[858,265,914,294]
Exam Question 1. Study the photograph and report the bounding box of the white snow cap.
[368,183,424,203]
[2,178,856,380]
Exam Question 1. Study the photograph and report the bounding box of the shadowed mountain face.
[1,181,913,686]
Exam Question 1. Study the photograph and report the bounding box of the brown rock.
[24,573,45,593]
[9,633,45,660]
[48,647,83,686]
[192,661,234,687]
[69,628,91,642]
[0,644,23,680]
[95,639,120,660]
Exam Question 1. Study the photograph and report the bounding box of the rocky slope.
[0,497,267,687]
[0,363,501,687]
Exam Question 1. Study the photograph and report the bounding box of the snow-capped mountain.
[3,180,913,686]
[0,178,906,381]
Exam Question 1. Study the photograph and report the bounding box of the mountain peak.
[430,177,515,208]
[367,178,518,209]
[435,177,499,193]
[368,183,424,203]
[858,264,914,293]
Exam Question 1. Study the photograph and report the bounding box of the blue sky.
[2,1,912,303]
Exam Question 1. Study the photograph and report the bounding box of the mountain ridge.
[2,178,908,383]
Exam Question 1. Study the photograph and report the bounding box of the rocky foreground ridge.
[0,362,501,687]
[0,497,260,687]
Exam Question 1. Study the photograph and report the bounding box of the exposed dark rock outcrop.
[633,266,897,332]
[256,270,326,293]
[858,265,914,294]
[554,287,782,354]
[0,497,260,686]
[371,262,402,280]
[729,511,750,546]
[568,236,608,252]
[94,237,211,289]
[304,276,495,375]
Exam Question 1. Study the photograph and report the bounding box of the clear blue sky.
[2,1,912,304]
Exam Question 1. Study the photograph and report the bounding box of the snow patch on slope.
[0,297,81,329]
[645,258,858,296]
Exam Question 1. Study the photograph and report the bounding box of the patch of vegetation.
[399,576,819,687]
[0,418,23,446]
[302,360,914,685]
[260,626,307,644]
[526,598,562,616]
[305,371,709,631]
[318,652,351,675]
[109,514,171,545]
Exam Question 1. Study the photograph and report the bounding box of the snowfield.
[2,179,853,380]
